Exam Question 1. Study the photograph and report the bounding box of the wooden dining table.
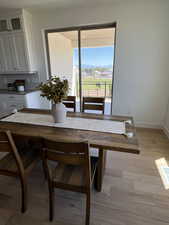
[0,108,140,191]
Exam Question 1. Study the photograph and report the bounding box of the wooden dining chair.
[42,139,98,225]
[0,130,40,213]
[63,96,76,112]
[82,97,106,190]
[82,97,105,114]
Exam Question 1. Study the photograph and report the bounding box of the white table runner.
[1,112,126,135]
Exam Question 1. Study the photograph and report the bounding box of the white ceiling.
[0,0,121,11]
[49,28,115,47]
[61,29,115,41]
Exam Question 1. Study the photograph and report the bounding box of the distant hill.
[80,64,113,69]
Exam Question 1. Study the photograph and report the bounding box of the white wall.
[164,99,169,137]
[48,33,74,94]
[29,0,169,127]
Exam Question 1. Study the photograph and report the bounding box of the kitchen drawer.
[0,94,25,104]
[0,101,7,113]
[7,102,25,111]
[7,99,25,105]
[4,94,25,101]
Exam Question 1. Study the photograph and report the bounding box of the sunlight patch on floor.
[155,158,169,190]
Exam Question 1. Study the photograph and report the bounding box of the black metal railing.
[76,82,112,98]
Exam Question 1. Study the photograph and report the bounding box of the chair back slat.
[63,96,76,112]
[83,97,105,103]
[82,97,105,114]
[43,139,87,153]
[63,96,76,101]
[43,139,90,167]
[63,102,75,109]
[0,131,12,152]
[83,104,104,111]
[44,150,86,165]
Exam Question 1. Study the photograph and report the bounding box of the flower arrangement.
[39,77,69,104]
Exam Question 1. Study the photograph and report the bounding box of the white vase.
[51,102,67,123]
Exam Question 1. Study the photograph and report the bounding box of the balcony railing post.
[104,82,106,97]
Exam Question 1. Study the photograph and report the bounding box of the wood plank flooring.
[0,128,169,225]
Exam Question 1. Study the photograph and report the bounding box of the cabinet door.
[0,33,17,72]
[0,19,8,32]
[12,32,29,71]
[0,37,6,72]
[0,94,26,113]
[10,17,22,31]
[7,102,25,112]
[0,32,29,72]
[0,100,7,113]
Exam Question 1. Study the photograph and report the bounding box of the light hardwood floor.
[0,128,169,225]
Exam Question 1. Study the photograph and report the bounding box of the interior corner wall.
[29,0,169,127]
[164,99,169,137]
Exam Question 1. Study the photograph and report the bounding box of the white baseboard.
[135,122,162,129]
[135,122,169,139]
[163,126,169,139]
[126,119,169,139]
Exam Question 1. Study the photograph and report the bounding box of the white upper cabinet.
[0,33,17,72]
[0,10,37,73]
[0,32,28,72]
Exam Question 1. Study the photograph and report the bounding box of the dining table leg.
[96,148,107,192]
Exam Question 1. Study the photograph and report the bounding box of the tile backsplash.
[0,72,40,90]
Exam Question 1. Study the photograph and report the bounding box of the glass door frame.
[44,22,117,114]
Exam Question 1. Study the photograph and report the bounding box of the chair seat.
[52,157,98,191]
[0,149,39,175]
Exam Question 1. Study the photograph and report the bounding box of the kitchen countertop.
[0,89,39,95]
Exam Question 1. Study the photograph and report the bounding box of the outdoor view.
[73,46,114,98]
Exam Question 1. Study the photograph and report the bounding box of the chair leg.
[42,160,47,180]
[20,177,27,213]
[95,149,107,192]
[49,184,55,221]
[94,168,98,190]
[85,191,91,225]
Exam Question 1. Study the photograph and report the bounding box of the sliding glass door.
[45,23,116,114]
[80,28,115,114]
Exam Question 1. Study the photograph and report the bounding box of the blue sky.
[73,46,114,67]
